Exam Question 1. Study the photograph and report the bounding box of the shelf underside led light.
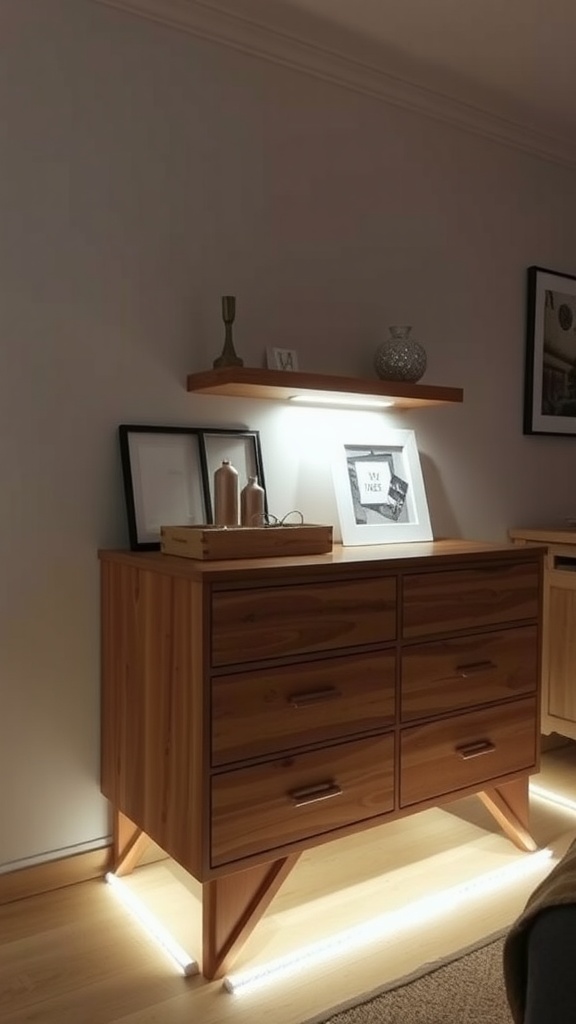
[290,393,394,408]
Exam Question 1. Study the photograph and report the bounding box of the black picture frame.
[524,265,576,436]
[118,425,209,550]
[118,425,267,550]
[199,428,267,523]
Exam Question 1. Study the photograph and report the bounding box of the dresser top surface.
[99,538,545,583]
[509,527,576,545]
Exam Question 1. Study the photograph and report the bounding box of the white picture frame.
[332,429,432,546]
[266,347,299,371]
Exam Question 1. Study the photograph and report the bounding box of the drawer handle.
[456,660,497,678]
[288,687,342,708]
[288,781,342,806]
[455,739,496,760]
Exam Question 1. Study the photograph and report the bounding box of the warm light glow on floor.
[223,848,554,995]
[105,872,198,976]
[530,783,576,814]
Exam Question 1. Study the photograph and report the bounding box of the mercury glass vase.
[374,325,427,383]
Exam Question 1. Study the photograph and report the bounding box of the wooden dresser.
[100,539,544,978]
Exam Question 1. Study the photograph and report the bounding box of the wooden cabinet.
[510,528,576,739]
[100,539,543,978]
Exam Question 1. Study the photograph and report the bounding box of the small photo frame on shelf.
[266,347,299,371]
[524,265,576,436]
[118,425,208,550]
[331,429,432,546]
[200,429,267,523]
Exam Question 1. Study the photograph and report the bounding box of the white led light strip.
[530,783,576,813]
[290,395,394,408]
[224,848,553,995]
[105,872,198,976]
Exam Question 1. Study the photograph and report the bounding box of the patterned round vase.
[374,325,427,383]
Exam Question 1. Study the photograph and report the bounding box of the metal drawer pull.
[456,660,496,678]
[288,781,342,806]
[288,687,342,708]
[456,739,496,760]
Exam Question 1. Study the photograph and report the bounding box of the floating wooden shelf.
[186,367,463,408]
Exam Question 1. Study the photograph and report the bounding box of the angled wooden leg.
[478,777,538,852]
[112,810,152,876]
[202,854,300,979]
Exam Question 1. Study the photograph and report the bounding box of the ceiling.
[263,0,576,136]
[96,0,576,164]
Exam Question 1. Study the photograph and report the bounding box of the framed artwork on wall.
[524,265,576,436]
[331,429,432,546]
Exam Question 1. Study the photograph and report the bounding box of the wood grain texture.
[211,577,397,666]
[478,778,537,852]
[101,564,206,878]
[99,539,542,584]
[212,650,396,765]
[400,697,538,807]
[0,849,111,907]
[99,542,543,977]
[211,735,395,866]
[202,855,299,978]
[401,625,538,721]
[510,530,576,740]
[402,562,540,638]
[185,366,464,407]
[547,584,576,722]
[161,523,333,560]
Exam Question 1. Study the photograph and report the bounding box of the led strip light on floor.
[106,814,562,989]
[105,872,198,976]
[223,848,554,995]
[530,783,576,814]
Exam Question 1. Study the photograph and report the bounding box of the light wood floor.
[3,744,576,1024]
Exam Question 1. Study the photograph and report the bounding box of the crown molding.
[92,0,576,169]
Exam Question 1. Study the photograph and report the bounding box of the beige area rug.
[303,934,513,1024]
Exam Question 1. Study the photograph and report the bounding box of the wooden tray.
[160,523,333,560]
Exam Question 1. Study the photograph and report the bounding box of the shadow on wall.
[419,452,461,541]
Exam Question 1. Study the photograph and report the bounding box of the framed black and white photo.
[200,429,266,522]
[118,425,209,550]
[332,429,432,546]
[524,265,576,435]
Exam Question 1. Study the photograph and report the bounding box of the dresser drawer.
[402,562,539,639]
[400,697,537,807]
[212,651,396,766]
[211,577,397,667]
[211,734,394,866]
[401,625,538,722]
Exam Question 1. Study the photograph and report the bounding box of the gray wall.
[1,0,576,872]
